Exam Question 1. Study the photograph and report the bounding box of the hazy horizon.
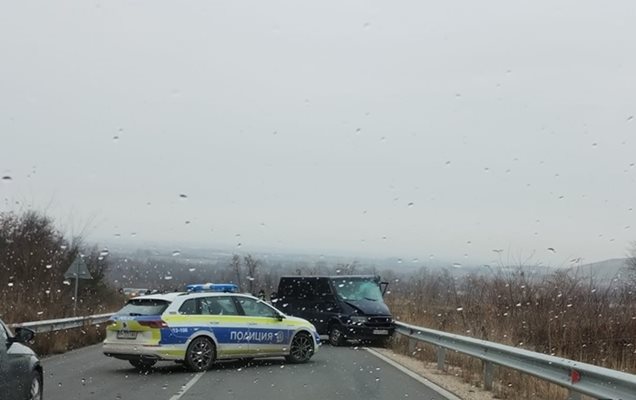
[2,0,635,268]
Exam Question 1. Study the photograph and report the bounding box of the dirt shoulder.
[369,347,497,400]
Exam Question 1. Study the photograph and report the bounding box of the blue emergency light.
[186,283,239,293]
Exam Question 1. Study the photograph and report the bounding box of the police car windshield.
[333,279,383,302]
[116,299,171,316]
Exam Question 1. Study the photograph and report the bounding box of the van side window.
[315,279,332,297]
[281,279,317,300]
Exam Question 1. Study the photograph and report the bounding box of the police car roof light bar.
[185,283,239,293]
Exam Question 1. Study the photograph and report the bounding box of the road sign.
[64,256,92,316]
[64,256,92,280]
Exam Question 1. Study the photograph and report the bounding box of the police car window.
[178,299,197,315]
[239,298,278,318]
[200,297,239,316]
[116,299,171,316]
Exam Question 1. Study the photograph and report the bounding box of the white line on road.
[168,372,206,400]
[364,347,463,400]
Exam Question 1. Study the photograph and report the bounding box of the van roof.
[279,275,379,280]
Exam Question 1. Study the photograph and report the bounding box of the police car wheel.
[129,359,157,370]
[328,325,345,347]
[185,337,216,371]
[285,332,314,363]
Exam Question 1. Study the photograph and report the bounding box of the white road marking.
[168,372,206,400]
[364,347,463,400]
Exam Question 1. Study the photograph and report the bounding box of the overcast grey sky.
[1,0,635,265]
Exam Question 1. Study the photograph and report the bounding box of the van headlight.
[350,316,368,323]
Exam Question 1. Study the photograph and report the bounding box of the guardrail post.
[566,390,582,400]
[483,361,493,390]
[408,338,416,355]
[436,346,446,370]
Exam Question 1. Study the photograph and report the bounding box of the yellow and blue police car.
[103,284,320,371]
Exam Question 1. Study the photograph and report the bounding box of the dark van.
[275,275,394,346]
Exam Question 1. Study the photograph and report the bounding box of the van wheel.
[129,359,157,370]
[185,337,216,371]
[285,332,314,363]
[328,324,346,347]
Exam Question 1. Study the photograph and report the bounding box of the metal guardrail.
[8,313,113,334]
[395,321,636,400]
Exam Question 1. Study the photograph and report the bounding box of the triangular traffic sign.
[64,256,93,280]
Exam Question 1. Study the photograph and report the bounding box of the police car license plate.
[373,329,389,335]
[117,330,137,339]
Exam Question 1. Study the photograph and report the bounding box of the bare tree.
[230,254,242,291]
[628,242,636,282]
[244,254,260,294]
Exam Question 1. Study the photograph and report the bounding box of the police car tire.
[285,332,314,364]
[328,324,345,347]
[129,359,157,370]
[185,337,216,372]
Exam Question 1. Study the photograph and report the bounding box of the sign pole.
[73,261,79,316]
[64,256,92,317]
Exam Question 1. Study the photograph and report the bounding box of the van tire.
[328,324,346,347]
[185,337,216,371]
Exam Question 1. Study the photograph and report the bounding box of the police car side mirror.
[275,313,285,321]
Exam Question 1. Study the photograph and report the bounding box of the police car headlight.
[350,316,368,323]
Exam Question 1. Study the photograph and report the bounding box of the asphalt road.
[43,344,452,400]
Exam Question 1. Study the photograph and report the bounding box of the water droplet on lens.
[172,250,181,256]
[179,193,188,199]
[1,175,12,181]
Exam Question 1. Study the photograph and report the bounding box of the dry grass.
[29,324,107,356]
[385,268,636,399]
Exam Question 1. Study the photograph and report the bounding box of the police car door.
[198,296,252,358]
[235,297,291,356]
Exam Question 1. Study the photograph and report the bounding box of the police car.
[103,284,320,371]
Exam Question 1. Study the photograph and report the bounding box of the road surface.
[43,344,453,400]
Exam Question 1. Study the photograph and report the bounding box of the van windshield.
[333,278,383,302]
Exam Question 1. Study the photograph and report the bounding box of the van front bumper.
[342,323,395,340]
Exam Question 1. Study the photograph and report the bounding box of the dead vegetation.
[385,267,636,399]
